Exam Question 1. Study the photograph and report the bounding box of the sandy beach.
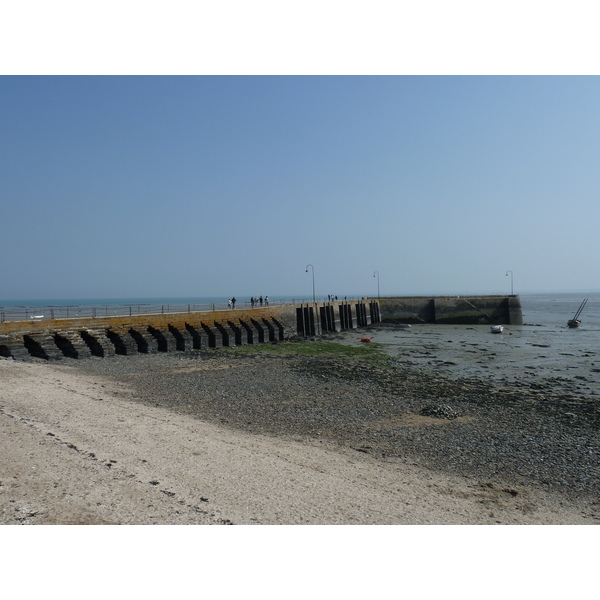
[1,324,599,525]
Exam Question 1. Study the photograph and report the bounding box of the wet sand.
[350,322,600,396]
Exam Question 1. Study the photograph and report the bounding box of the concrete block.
[81,329,116,357]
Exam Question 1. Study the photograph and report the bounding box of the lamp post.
[506,270,514,296]
[373,271,380,300]
[305,264,315,304]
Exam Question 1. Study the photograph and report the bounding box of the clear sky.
[2,75,599,301]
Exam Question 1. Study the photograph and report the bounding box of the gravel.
[71,338,600,502]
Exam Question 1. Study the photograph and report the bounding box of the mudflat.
[1,324,599,525]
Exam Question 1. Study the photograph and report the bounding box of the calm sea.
[520,292,600,330]
[1,296,237,309]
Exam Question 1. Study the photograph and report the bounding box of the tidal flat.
[73,325,600,501]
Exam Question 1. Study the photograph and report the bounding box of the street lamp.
[506,270,514,296]
[373,271,380,300]
[305,264,315,304]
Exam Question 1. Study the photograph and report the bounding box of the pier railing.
[0,297,362,323]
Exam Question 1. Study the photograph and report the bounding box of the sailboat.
[567,298,588,328]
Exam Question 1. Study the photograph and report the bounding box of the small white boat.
[490,325,504,334]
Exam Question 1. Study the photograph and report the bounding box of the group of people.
[250,296,268,307]
[226,296,269,309]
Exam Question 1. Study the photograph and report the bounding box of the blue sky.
[2,75,600,300]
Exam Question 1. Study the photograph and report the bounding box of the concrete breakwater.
[379,295,523,326]
[0,295,521,361]
[0,300,380,361]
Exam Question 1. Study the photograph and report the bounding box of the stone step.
[126,328,158,354]
[23,333,63,360]
[80,329,116,357]
[227,321,248,345]
[0,335,30,360]
[200,323,222,349]
[167,325,194,351]
[105,328,139,355]
[184,323,207,350]
[147,326,176,352]
[214,322,238,347]
[53,331,92,359]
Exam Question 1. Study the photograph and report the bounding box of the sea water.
[520,292,600,330]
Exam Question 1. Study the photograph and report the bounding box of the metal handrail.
[0,296,365,323]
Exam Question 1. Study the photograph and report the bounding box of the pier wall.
[0,300,377,361]
[378,295,523,325]
[0,295,521,361]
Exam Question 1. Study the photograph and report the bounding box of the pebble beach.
[1,321,599,525]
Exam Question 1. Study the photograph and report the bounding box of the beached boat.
[568,298,588,328]
[490,325,504,333]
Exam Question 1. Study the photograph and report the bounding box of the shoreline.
[1,325,599,525]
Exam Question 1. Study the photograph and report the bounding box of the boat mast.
[572,298,588,322]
